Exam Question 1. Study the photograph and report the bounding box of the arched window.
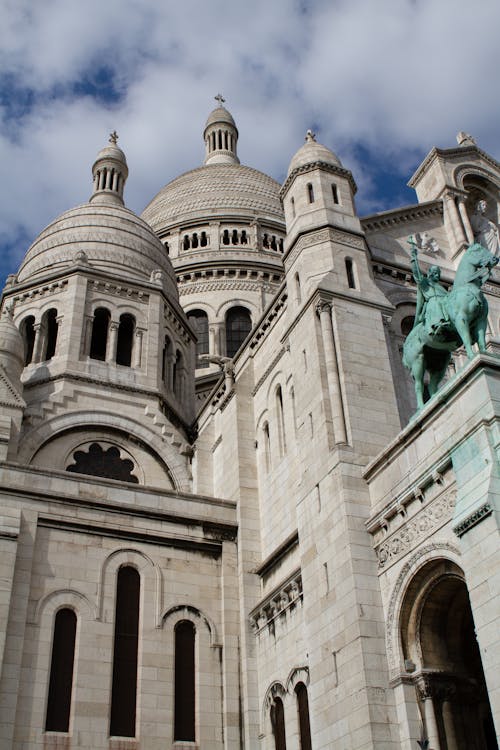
[162,335,172,384]
[295,683,312,750]
[225,306,252,358]
[295,273,302,304]
[20,315,35,365]
[332,183,339,204]
[89,307,110,361]
[263,421,271,472]
[43,308,58,361]
[276,385,286,456]
[45,608,77,732]
[291,196,296,217]
[270,235,277,251]
[270,697,287,750]
[232,229,239,245]
[345,258,356,289]
[192,232,199,248]
[307,183,314,203]
[222,229,230,245]
[183,235,190,250]
[241,230,248,244]
[263,233,269,249]
[110,566,140,738]
[116,313,135,367]
[173,349,183,398]
[200,231,208,247]
[187,310,209,368]
[174,620,195,742]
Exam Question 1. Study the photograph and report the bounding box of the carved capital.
[315,300,332,317]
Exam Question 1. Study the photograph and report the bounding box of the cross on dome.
[214,93,226,106]
[305,129,317,143]
[109,130,119,145]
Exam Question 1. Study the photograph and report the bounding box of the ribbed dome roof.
[142,163,284,231]
[288,131,342,175]
[17,202,178,298]
[204,106,237,131]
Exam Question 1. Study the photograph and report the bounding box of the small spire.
[305,129,316,143]
[456,131,476,147]
[109,130,119,145]
[214,93,226,106]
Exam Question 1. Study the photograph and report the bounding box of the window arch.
[42,308,59,361]
[295,683,312,750]
[271,697,287,750]
[187,310,209,368]
[20,315,35,365]
[307,183,314,203]
[174,620,196,742]
[45,607,77,732]
[110,566,140,738]
[89,307,110,361]
[225,306,252,358]
[116,313,135,367]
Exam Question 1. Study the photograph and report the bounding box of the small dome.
[204,106,237,133]
[288,130,342,175]
[0,308,25,383]
[17,202,178,298]
[93,142,127,166]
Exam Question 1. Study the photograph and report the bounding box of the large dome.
[142,163,284,232]
[17,202,178,298]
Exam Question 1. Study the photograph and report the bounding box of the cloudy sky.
[1,0,499,287]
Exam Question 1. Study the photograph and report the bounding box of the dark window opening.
[164,241,170,254]
[263,233,269,249]
[226,306,252,358]
[192,233,198,248]
[295,683,312,750]
[200,231,208,247]
[116,314,135,367]
[270,697,287,750]
[279,239,284,252]
[173,350,183,398]
[218,130,222,149]
[187,310,209,368]
[241,230,247,244]
[291,196,296,217]
[270,235,277,251]
[401,315,415,336]
[89,308,110,361]
[66,442,138,483]
[222,229,230,245]
[307,183,314,203]
[45,608,77,732]
[332,183,339,204]
[21,315,35,365]
[232,229,239,245]
[174,620,195,742]
[345,258,356,289]
[110,566,140,738]
[43,308,59,361]
[183,235,190,250]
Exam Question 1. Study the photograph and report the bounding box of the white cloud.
[1,0,499,280]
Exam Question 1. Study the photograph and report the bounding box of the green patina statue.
[403,238,499,410]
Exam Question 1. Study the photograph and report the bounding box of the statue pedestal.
[365,354,500,748]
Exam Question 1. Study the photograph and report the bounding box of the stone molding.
[453,502,493,537]
[249,569,302,635]
[247,288,287,351]
[362,201,443,232]
[179,278,280,296]
[10,279,69,309]
[89,278,149,304]
[251,347,286,395]
[280,160,357,198]
[285,226,364,269]
[375,489,456,570]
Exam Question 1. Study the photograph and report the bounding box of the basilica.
[0,101,498,749]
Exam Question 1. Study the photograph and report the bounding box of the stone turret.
[89,131,129,205]
[203,95,240,165]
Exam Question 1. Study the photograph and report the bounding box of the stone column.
[442,700,458,750]
[106,321,119,363]
[418,678,441,750]
[315,300,347,444]
[133,328,144,368]
[32,322,44,363]
[443,191,467,250]
[457,196,474,244]
[83,316,94,356]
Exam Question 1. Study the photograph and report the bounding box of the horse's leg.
[412,355,426,410]
[453,313,475,359]
[428,355,451,397]
[475,312,488,353]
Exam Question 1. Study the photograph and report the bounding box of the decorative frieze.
[453,502,492,537]
[249,570,302,635]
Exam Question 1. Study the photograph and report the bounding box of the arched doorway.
[400,560,497,749]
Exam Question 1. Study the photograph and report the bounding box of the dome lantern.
[203,95,240,166]
[90,131,129,205]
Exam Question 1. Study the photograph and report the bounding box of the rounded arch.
[29,588,96,626]
[454,163,500,192]
[225,304,252,358]
[285,665,310,693]
[161,603,220,647]
[261,680,287,738]
[385,542,461,676]
[216,297,259,320]
[17,410,190,491]
[98,547,162,626]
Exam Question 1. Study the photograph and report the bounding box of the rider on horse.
[410,240,450,337]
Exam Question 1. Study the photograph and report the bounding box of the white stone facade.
[0,106,499,749]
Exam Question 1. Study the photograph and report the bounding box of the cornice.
[361,201,443,232]
[280,160,357,198]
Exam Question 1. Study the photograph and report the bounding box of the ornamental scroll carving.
[376,490,456,569]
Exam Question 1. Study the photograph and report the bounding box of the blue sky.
[1,0,500,289]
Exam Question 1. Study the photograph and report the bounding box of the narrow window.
[224,131,228,149]
[279,238,284,252]
[263,421,271,472]
[164,241,170,254]
[200,231,208,247]
[276,385,286,456]
[307,183,314,203]
[192,232,199,248]
[173,349,183,398]
[187,310,209,368]
[332,183,339,204]
[174,621,195,742]
[345,258,356,289]
[271,697,287,750]
[225,306,252,358]
[45,608,77,732]
[295,683,312,750]
[43,308,59,361]
[232,229,239,245]
[218,130,222,149]
[116,313,135,367]
[290,387,297,436]
[263,233,269,249]
[291,196,296,217]
[295,273,302,304]
[241,230,247,244]
[162,335,172,383]
[110,566,140,738]
[222,229,230,245]
[183,235,190,250]
[21,315,35,365]
[270,235,277,251]
[89,307,110,361]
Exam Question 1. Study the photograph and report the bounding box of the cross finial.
[109,130,119,145]
[214,93,226,106]
[305,129,316,143]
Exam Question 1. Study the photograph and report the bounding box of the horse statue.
[403,240,498,411]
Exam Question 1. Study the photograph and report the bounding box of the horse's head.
[466,242,498,267]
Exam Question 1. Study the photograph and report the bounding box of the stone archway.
[400,560,497,750]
